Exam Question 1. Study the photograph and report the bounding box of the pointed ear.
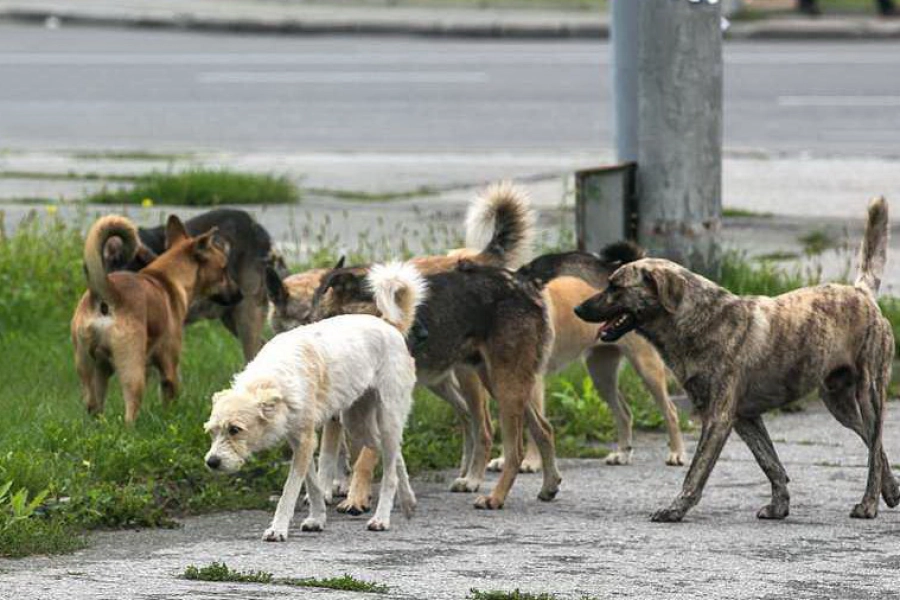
[266,266,288,306]
[193,227,218,253]
[334,255,345,269]
[648,268,685,314]
[165,215,188,249]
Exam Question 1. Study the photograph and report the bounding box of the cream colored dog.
[204,262,425,539]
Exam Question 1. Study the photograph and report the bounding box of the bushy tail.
[465,181,535,270]
[367,261,428,334]
[84,215,139,301]
[856,196,889,295]
[600,240,646,267]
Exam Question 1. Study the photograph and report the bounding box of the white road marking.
[779,96,900,107]
[197,71,489,84]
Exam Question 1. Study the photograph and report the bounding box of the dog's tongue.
[595,322,610,340]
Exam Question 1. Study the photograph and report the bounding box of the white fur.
[366,261,428,332]
[205,314,418,539]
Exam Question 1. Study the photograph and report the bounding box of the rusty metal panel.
[575,162,637,254]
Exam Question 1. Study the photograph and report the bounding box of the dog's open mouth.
[596,311,636,342]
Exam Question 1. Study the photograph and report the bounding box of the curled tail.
[84,215,139,301]
[367,261,428,335]
[465,181,535,269]
[856,196,889,295]
[600,240,646,267]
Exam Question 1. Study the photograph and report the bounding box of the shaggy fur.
[72,215,242,424]
[105,208,284,362]
[204,262,425,539]
[463,181,535,270]
[575,197,898,522]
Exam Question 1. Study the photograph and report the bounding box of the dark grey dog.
[105,208,286,362]
[575,198,899,521]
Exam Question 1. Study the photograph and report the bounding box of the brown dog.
[575,198,899,521]
[71,215,242,424]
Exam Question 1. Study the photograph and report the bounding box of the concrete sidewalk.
[2,403,900,599]
[2,0,900,39]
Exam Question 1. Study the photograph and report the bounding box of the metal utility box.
[575,162,637,254]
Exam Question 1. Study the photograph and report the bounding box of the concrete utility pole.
[610,0,723,270]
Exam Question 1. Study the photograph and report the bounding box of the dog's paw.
[605,450,633,466]
[757,503,789,520]
[850,502,878,519]
[486,458,504,472]
[665,451,685,467]
[336,498,371,516]
[262,527,288,542]
[450,477,481,493]
[300,517,325,532]
[474,495,504,510]
[366,517,390,531]
[332,481,349,499]
[519,458,543,473]
[650,507,685,523]
[883,478,900,508]
[537,474,562,502]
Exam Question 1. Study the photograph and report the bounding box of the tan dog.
[576,198,899,521]
[72,215,241,424]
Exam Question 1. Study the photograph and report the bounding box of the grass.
[0,171,139,183]
[1,214,898,559]
[84,168,300,206]
[71,150,191,162]
[182,563,387,593]
[723,207,774,218]
[798,228,840,256]
[305,186,439,202]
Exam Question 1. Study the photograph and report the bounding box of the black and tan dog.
[575,198,899,521]
[72,215,242,424]
[486,243,685,472]
[311,260,559,511]
[105,208,283,362]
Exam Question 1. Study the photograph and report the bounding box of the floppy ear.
[254,386,284,421]
[165,215,189,249]
[648,269,685,314]
[265,266,288,306]
[333,256,345,269]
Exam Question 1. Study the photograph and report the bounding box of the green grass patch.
[755,250,800,262]
[798,228,840,256]
[183,562,274,584]
[723,207,773,218]
[182,563,387,593]
[85,169,300,206]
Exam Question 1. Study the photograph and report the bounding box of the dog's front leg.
[652,410,734,523]
[264,425,318,542]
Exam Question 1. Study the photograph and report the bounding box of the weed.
[282,574,389,593]
[798,228,839,256]
[182,562,274,584]
[85,169,300,206]
[755,250,800,262]
[723,207,773,218]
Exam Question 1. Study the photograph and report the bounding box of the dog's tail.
[84,215,139,301]
[600,240,646,268]
[367,261,428,335]
[465,181,535,270]
[856,197,889,295]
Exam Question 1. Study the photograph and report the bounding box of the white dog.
[204,261,426,540]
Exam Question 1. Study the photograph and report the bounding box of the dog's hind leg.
[232,297,266,363]
[154,350,181,406]
[621,335,685,466]
[338,445,377,515]
[117,350,147,426]
[820,363,887,518]
[265,425,319,541]
[734,416,790,519]
[76,352,110,416]
[318,416,344,504]
[368,402,408,531]
[585,346,632,465]
[524,376,561,502]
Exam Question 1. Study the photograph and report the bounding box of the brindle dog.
[576,198,899,521]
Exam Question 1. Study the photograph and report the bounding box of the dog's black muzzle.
[210,288,244,307]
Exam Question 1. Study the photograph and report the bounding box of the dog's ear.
[333,256,345,269]
[327,271,369,301]
[211,390,229,406]
[647,268,685,314]
[193,227,224,259]
[254,386,285,421]
[134,244,158,269]
[265,266,288,306]
[165,215,189,249]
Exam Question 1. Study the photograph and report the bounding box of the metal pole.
[610,0,639,163]
[636,0,722,269]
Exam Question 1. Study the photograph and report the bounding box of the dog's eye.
[227,425,242,436]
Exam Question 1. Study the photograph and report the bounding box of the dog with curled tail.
[204,261,426,540]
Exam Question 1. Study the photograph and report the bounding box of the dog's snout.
[206,455,221,470]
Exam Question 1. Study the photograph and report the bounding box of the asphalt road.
[3,403,900,599]
[1,23,900,155]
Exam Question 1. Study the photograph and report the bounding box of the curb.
[2,8,900,39]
